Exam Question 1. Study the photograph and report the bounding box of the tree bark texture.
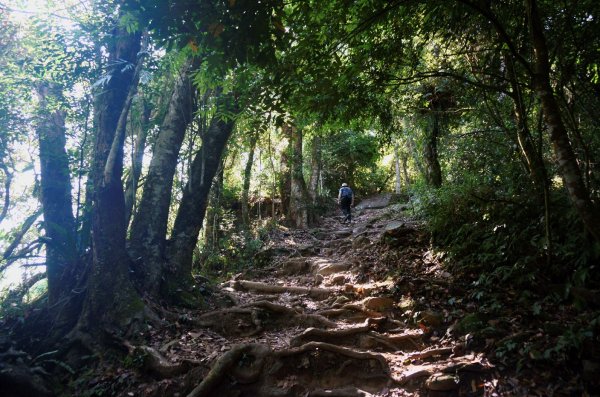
[278,132,291,219]
[165,94,237,297]
[393,141,402,194]
[129,60,196,294]
[423,111,442,188]
[526,0,600,241]
[80,27,143,331]
[288,124,311,228]
[401,153,410,190]
[241,131,258,226]
[308,135,322,203]
[124,97,151,224]
[204,163,224,249]
[35,82,77,305]
[504,52,549,194]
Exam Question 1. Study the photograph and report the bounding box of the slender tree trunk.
[35,82,77,305]
[124,97,151,224]
[505,53,549,192]
[288,124,310,228]
[423,111,442,187]
[405,119,426,180]
[241,131,258,226]
[278,131,291,219]
[129,60,196,295]
[308,135,321,203]
[505,53,553,258]
[165,94,237,300]
[527,0,600,242]
[205,162,224,249]
[78,26,143,332]
[393,140,402,194]
[401,153,410,190]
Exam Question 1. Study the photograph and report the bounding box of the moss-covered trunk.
[35,82,77,305]
[77,26,144,333]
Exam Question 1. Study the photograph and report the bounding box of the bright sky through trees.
[0,0,85,289]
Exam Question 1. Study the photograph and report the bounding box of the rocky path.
[176,203,494,397]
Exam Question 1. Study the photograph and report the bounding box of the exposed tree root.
[0,361,54,397]
[272,341,389,372]
[406,347,453,361]
[195,307,262,337]
[194,300,337,337]
[0,347,28,360]
[318,303,391,322]
[290,326,423,352]
[186,343,269,397]
[308,387,374,396]
[233,280,332,300]
[135,345,198,379]
[394,357,492,386]
[244,300,338,328]
[394,368,432,385]
[186,342,391,397]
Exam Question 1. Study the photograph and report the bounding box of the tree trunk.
[78,27,143,332]
[423,111,442,187]
[504,52,549,193]
[124,96,151,224]
[204,162,224,249]
[288,124,310,228]
[401,153,410,190]
[526,0,600,242]
[165,94,237,300]
[241,131,258,226]
[129,60,196,295]
[393,140,402,194]
[308,135,321,203]
[35,82,77,305]
[278,131,291,219]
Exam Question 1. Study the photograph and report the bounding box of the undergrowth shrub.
[412,180,600,291]
[194,208,267,280]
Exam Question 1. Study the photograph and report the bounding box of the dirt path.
[175,202,494,397]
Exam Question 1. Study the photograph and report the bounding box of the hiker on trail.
[337,183,354,223]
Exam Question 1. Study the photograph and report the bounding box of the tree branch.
[0,163,11,225]
[1,208,43,272]
[455,0,533,76]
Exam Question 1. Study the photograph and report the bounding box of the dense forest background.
[0,0,599,395]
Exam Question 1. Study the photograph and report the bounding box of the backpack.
[340,186,352,199]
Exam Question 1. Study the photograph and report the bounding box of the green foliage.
[196,183,265,278]
[196,226,264,279]
[320,129,383,195]
[415,175,600,290]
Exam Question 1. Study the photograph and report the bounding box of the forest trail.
[166,197,495,397]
